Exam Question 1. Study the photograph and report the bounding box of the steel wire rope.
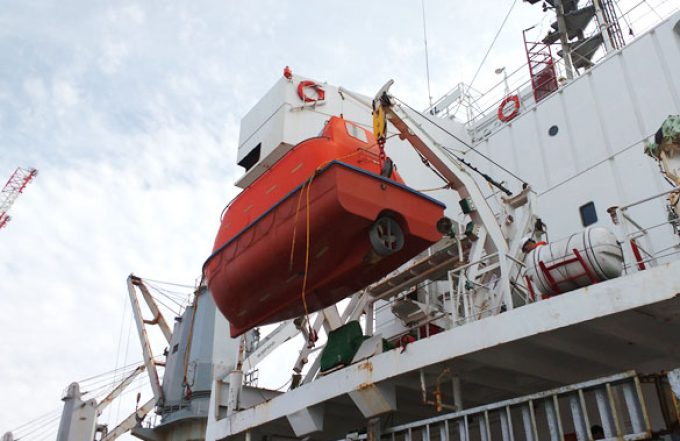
[14,370,148,441]
[143,280,196,301]
[31,425,61,441]
[538,129,661,197]
[146,284,186,310]
[392,96,528,188]
[452,0,519,116]
[81,366,151,400]
[145,282,189,298]
[146,286,193,302]
[421,0,433,107]
[93,376,154,439]
[80,366,144,395]
[77,359,146,386]
[11,363,157,439]
[148,292,182,316]
[22,424,59,441]
[135,277,195,289]
[78,357,162,396]
[14,414,61,440]
[9,409,61,437]
[643,0,664,19]
[79,362,150,388]
[615,0,638,36]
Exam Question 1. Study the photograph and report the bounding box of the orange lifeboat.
[204,116,445,337]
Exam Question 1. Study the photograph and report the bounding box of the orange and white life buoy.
[497,95,520,123]
[297,80,325,103]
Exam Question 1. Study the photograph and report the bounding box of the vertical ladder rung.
[621,379,649,434]
[543,396,562,441]
[499,406,514,441]
[594,386,616,439]
[521,401,537,441]
[458,417,468,441]
[479,411,490,441]
[569,392,589,441]
[605,383,623,438]
[440,421,449,441]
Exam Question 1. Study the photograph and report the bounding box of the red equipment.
[0,167,38,229]
[497,95,521,123]
[523,28,559,103]
[297,80,326,103]
[204,117,445,337]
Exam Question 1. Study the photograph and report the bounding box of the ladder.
[523,29,559,103]
[349,371,664,441]
[599,0,626,50]
[529,248,599,299]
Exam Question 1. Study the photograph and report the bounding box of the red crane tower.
[0,167,38,229]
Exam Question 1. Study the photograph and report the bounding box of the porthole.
[548,125,559,136]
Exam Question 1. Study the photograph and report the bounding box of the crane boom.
[0,167,38,229]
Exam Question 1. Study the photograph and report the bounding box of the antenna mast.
[0,167,38,229]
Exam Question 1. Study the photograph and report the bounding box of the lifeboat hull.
[204,161,445,337]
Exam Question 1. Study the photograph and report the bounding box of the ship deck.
[207,260,680,441]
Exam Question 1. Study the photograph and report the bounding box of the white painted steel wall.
[473,12,680,253]
[392,12,680,260]
[236,74,373,189]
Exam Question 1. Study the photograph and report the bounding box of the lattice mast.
[0,167,38,229]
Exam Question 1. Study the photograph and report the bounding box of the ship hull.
[204,161,445,336]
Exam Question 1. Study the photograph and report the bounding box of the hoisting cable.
[453,0,519,115]
[288,135,399,346]
[445,149,513,196]
[301,172,315,345]
[421,0,433,107]
[414,149,450,185]
[393,96,529,189]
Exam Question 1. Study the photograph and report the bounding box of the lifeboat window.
[579,201,598,227]
[345,122,368,143]
[238,143,261,171]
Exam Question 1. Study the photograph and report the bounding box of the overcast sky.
[0,1,672,439]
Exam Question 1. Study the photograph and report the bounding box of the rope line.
[453,0,519,115]
[394,96,528,186]
[288,134,398,341]
[421,0,433,107]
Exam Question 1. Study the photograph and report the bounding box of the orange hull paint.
[204,117,445,336]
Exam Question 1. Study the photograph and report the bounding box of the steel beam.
[101,398,156,441]
[207,261,680,439]
[96,365,145,414]
[126,275,164,403]
[130,276,172,343]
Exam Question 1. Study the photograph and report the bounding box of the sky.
[0,0,673,439]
